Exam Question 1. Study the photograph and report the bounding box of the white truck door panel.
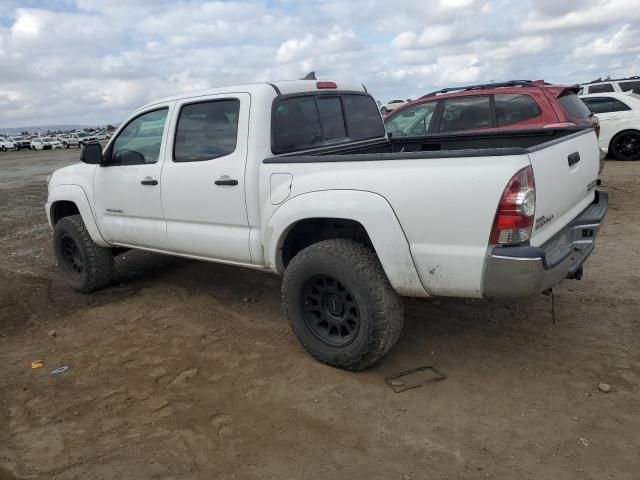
[93,106,172,250]
[161,93,252,263]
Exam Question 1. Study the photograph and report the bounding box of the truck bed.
[262,126,601,297]
[264,127,586,162]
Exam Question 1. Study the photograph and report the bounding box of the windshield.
[77,133,87,138]
[43,137,55,141]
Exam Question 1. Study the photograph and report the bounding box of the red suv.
[384,80,599,138]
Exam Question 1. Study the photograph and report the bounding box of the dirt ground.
[0,147,639,480]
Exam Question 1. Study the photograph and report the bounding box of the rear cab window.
[271,93,384,154]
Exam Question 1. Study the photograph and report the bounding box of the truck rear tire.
[53,214,114,293]
[282,239,404,371]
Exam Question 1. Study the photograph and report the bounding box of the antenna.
[301,71,317,80]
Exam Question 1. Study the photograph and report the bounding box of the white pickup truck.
[46,79,608,370]
[61,132,98,149]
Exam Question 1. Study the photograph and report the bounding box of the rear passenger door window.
[494,94,541,127]
[587,84,614,94]
[438,96,493,132]
[174,99,240,162]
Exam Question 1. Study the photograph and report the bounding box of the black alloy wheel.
[611,131,640,160]
[301,274,360,347]
[60,234,84,278]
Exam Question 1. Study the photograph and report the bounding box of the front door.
[160,93,252,263]
[93,105,172,250]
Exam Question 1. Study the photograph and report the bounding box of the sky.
[0,0,638,128]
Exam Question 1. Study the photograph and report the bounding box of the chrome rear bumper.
[483,191,608,298]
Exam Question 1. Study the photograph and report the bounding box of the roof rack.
[582,75,640,85]
[420,80,543,98]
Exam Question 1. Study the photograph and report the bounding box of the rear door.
[160,93,252,263]
[527,130,600,246]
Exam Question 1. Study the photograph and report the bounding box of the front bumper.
[483,191,608,298]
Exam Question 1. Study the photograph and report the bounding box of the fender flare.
[46,184,109,247]
[264,190,428,297]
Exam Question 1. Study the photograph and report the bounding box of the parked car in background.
[61,132,99,148]
[31,137,63,150]
[384,80,598,137]
[46,78,606,370]
[379,99,407,115]
[580,92,640,160]
[0,137,16,151]
[579,76,640,95]
[11,137,32,150]
[96,131,111,141]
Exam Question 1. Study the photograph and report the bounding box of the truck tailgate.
[528,129,600,246]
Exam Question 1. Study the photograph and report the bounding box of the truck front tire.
[282,239,404,371]
[53,214,114,293]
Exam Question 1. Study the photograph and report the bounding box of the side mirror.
[80,143,103,164]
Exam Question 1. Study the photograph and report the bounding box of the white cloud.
[522,0,640,32]
[0,0,638,128]
[574,24,640,57]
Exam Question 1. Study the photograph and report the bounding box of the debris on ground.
[51,366,69,374]
[579,437,589,447]
[598,382,611,393]
[385,366,446,393]
[31,360,44,369]
[48,330,56,337]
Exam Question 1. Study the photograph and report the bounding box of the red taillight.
[316,81,337,89]
[490,166,536,245]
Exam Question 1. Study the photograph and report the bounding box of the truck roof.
[137,80,368,112]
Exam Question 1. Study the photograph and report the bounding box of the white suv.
[0,137,16,151]
[580,92,640,160]
[579,76,640,96]
[379,99,407,115]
